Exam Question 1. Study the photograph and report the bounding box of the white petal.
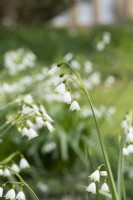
[70,100,80,111]
[19,158,30,169]
[16,191,26,200]
[101,183,110,193]
[11,164,20,173]
[45,121,55,133]
[62,92,71,104]
[5,189,16,200]
[86,182,96,194]
[48,66,58,76]
[55,83,66,94]
[89,170,100,182]
[0,187,3,197]
[100,171,107,177]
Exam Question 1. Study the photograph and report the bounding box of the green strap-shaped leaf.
[117,137,123,200]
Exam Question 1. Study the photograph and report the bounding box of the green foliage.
[0,25,133,199]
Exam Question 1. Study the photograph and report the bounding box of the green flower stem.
[0,151,21,165]
[83,86,118,200]
[60,61,118,200]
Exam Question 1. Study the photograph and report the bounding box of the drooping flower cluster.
[0,187,26,200]
[0,157,30,178]
[121,112,133,156]
[48,65,80,111]
[4,48,36,75]
[7,94,54,140]
[86,168,109,194]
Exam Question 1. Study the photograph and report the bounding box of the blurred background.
[0,0,133,199]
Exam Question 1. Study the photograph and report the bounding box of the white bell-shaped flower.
[86,182,96,194]
[26,120,34,128]
[70,100,80,111]
[55,83,66,95]
[23,95,33,105]
[48,65,58,77]
[45,121,54,133]
[28,128,38,140]
[123,148,128,156]
[36,117,44,128]
[100,171,107,177]
[43,112,54,123]
[16,191,26,200]
[19,158,30,169]
[126,132,133,142]
[22,127,29,137]
[50,75,61,87]
[11,164,20,173]
[22,106,33,115]
[5,189,16,200]
[89,170,100,182]
[101,183,110,193]
[62,91,71,104]
[0,187,3,197]
[127,144,133,154]
[3,168,11,177]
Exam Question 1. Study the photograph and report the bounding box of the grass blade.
[117,137,123,200]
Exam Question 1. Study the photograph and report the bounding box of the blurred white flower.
[48,65,58,77]
[107,107,116,116]
[37,182,48,192]
[89,72,101,86]
[89,170,100,182]
[3,168,11,177]
[123,148,128,156]
[101,183,110,193]
[96,41,105,52]
[5,189,16,200]
[22,127,29,137]
[64,52,73,62]
[45,121,55,133]
[43,142,56,153]
[62,91,71,104]
[86,182,96,194]
[126,132,133,143]
[19,158,30,169]
[36,117,44,128]
[22,106,33,115]
[28,128,38,140]
[121,119,128,131]
[70,100,80,111]
[84,60,93,73]
[71,60,81,70]
[100,171,107,177]
[127,144,133,154]
[50,75,61,87]
[11,164,20,173]
[26,120,34,128]
[104,76,115,87]
[4,48,36,75]
[55,83,66,94]
[103,32,111,44]
[0,187,3,197]
[23,95,33,105]
[16,191,26,200]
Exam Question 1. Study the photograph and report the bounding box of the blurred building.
[51,0,133,27]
